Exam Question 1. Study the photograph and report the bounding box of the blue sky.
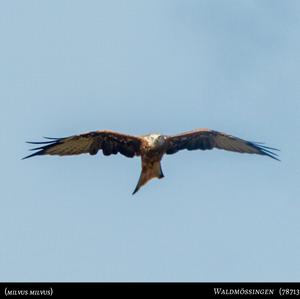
[1,0,300,281]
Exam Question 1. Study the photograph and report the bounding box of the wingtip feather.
[254,143,280,161]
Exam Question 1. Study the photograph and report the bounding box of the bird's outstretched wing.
[23,131,142,159]
[165,129,280,160]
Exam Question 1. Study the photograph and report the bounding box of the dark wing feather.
[23,131,142,159]
[166,129,280,160]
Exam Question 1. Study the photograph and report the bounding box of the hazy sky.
[1,0,300,281]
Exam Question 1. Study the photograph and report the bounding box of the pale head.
[143,133,166,148]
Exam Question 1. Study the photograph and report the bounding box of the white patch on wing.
[46,137,93,155]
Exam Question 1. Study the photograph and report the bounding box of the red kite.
[24,129,279,194]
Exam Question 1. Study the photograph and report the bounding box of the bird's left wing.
[23,130,142,159]
[165,128,280,160]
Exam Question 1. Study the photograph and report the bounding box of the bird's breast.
[140,134,167,157]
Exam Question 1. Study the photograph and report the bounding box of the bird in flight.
[24,128,279,194]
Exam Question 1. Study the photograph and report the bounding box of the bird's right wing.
[23,130,142,159]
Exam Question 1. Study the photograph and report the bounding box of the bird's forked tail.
[132,160,164,195]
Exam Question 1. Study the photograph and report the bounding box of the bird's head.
[144,134,166,148]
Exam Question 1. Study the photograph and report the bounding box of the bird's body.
[24,128,279,194]
[134,134,168,194]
